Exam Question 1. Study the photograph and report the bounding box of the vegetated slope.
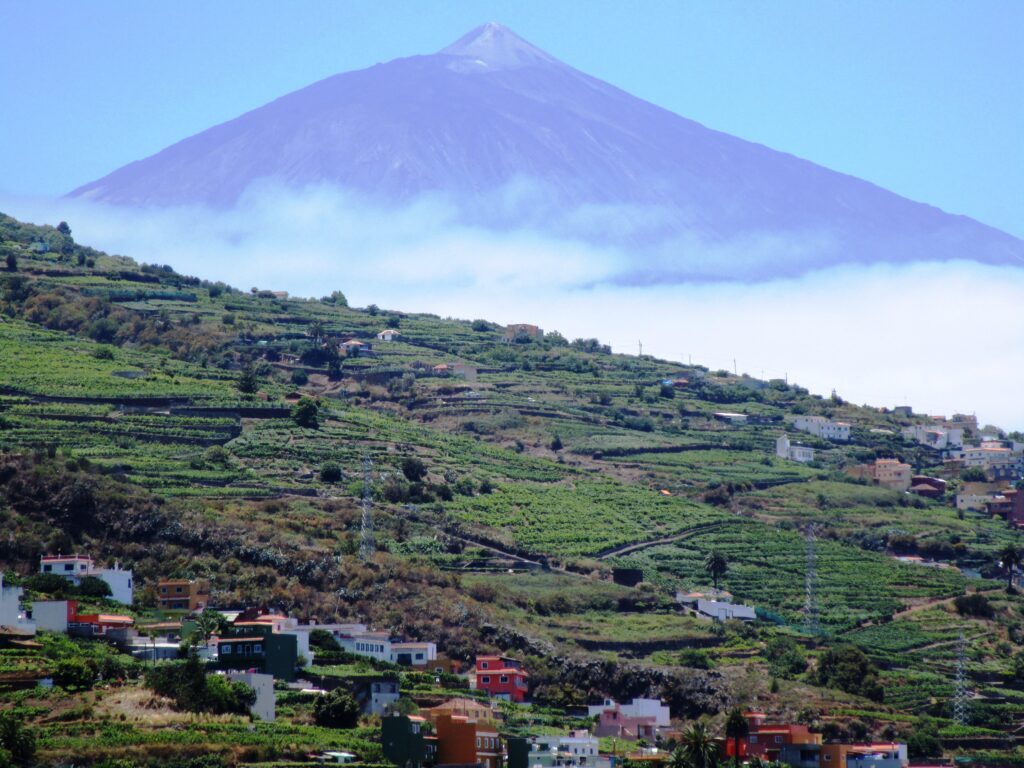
[2,211,1024,756]
[68,25,1024,280]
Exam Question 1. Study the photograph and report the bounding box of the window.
[775,736,782,744]
[64,564,74,571]
[481,676,491,684]
[750,736,758,744]
[253,644,262,654]
[481,661,489,669]
[221,644,231,654]
[43,565,52,572]
[500,675,509,683]
[477,738,481,748]
[175,586,182,593]
[824,756,831,762]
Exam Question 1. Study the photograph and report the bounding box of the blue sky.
[1,0,1022,238]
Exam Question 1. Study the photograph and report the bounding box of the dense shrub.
[954,593,993,618]
[145,653,255,715]
[313,687,361,728]
[77,575,112,598]
[815,644,883,701]
[765,636,807,678]
[321,462,343,482]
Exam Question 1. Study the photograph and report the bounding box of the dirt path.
[596,519,734,560]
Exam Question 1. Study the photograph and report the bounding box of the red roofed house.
[31,599,133,637]
[724,712,822,762]
[1010,488,1024,529]
[474,655,529,702]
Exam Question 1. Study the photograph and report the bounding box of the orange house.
[157,579,211,611]
[724,712,821,762]
[431,712,501,768]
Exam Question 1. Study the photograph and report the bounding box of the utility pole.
[953,631,970,725]
[733,358,738,376]
[360,454,375,561]
[638,340,643,357]
[804,524,819,636]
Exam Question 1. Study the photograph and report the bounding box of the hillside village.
[2,213,1024,767]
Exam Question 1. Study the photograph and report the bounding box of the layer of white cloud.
[3,187,1022,430]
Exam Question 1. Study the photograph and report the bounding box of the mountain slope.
[68,23,1024,280]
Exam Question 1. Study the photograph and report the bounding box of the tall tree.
[724,708,749,767]
[704,551,728,590]
[680,721,719,768]
[1000,544,1021,591]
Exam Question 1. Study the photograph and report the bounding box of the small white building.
[776,434,815,463]
[39,555,134,605]
[0,575,35,636]
[391,640,437,667]
[902,424,964,450]
[792,415,850,442]
[696,599,756,622]
[527,732,611,768]
[376,329,402,342]
[32,600,74,633]
[225,671,276,722]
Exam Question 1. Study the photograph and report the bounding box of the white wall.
[32,601,71,633]
[226,671,276,722]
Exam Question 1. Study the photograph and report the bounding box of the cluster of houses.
[384,702,910,768]
[383,695,673,768]
[2,554,919,768]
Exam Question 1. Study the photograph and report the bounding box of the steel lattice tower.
[359,454,375,561]
[804,524,820,636]
[953,631,970,725]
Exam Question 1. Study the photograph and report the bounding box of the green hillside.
[2,212,1024,765]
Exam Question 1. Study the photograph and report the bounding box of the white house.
[527,732,612,768]
[225,671,276,721]
[39,555,133,605]
[337,631,393,662]
[0,575,35,636]
[376,329,402,342]
[696,599,756,622]
[587,698,670,727]
[391,641,437,667]
[902,424,964,450]
[776,435,815,463]
[792,415,850,442]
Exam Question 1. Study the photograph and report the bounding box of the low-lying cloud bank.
[3,186,1023,430]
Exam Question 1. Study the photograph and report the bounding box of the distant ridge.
[70,23,1024,281]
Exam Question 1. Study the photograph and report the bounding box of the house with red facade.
[1010,487,1024,529]
[474,655,529,702]
[723,711,822,762]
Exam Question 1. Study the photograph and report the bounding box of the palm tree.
[680,721,719,768]
[306,320,326,346]
[724,708,749,767]
[193,608,225,647]
[668,746,688,768]
[1000,544,1021,591]
[704,551,728,590]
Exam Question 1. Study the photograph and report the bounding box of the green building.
[382,713,435,768]
[213,625,298,681]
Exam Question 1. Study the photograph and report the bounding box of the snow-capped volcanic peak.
[440,22,559,70]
